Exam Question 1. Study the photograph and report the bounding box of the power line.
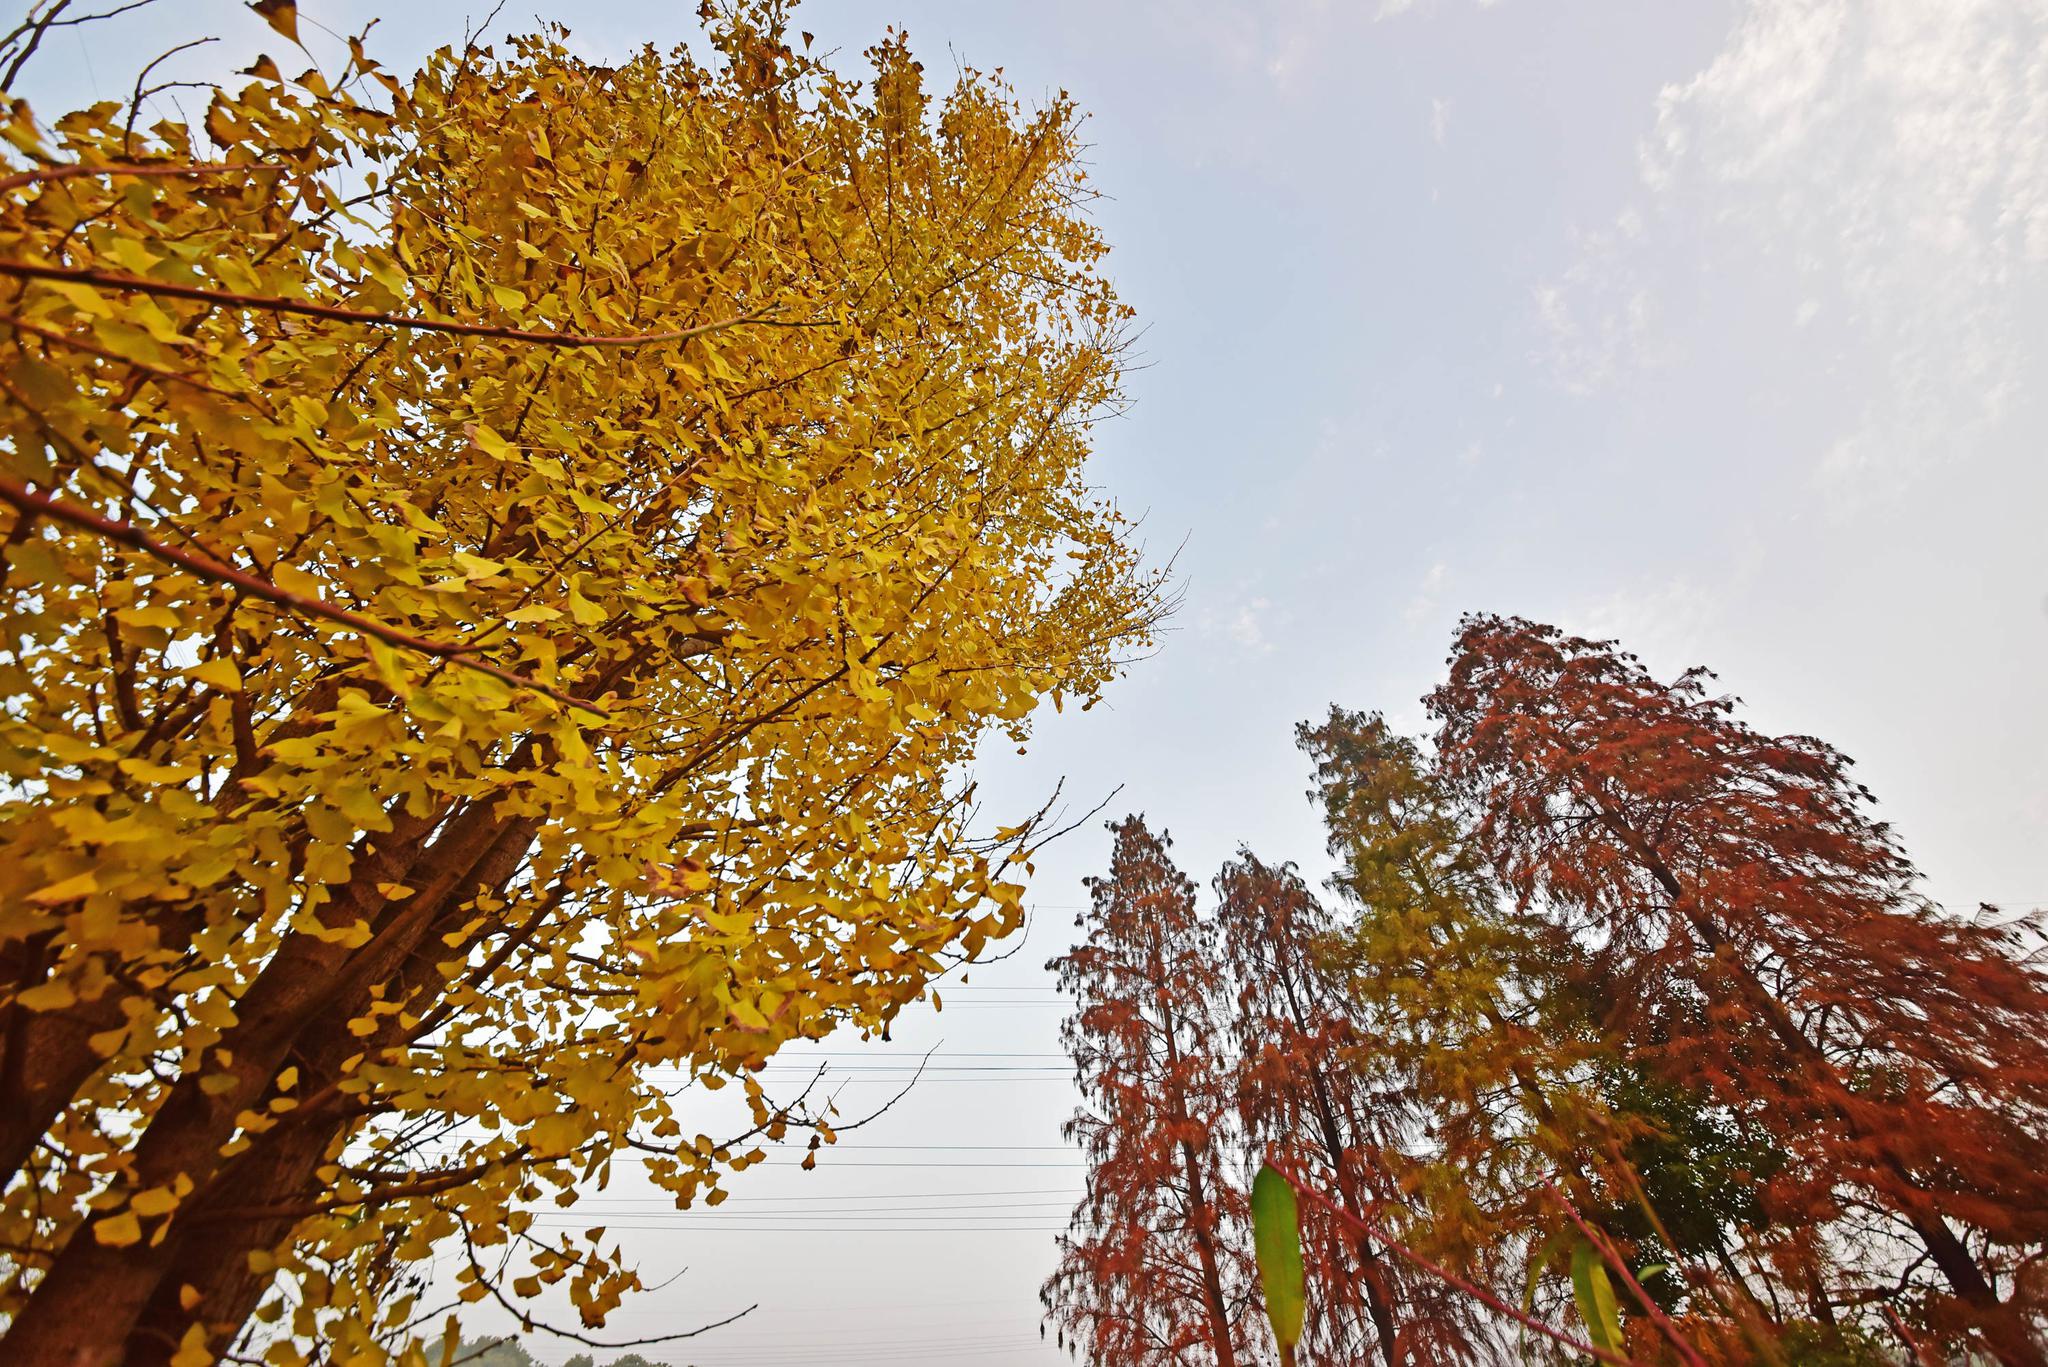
[611,1143,1080,1152]
[640,1074,1073,1084]
[566,1186,1079,1204]
[683,1328,1045,1349]
[745,1066,1070,1072]
[727,1160,1084,1167]
[757,1143,1074,1148]
[677,1331,1044,1351]
[539,1229,1069,1235]
[761,1057,1064,1065]
[684,1347,1051,1367]
[568,1201,1074,1215]
[677,1343,1049,1364]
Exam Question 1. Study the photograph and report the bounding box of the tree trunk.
[0,804,463,1367]
[122,813,541,1362]
[1,696,344,1189]
[1180,1138,1241,1367]
[1154,926,1239,1367]
[0,975,127,1183]
[1309,1081,1403,1366]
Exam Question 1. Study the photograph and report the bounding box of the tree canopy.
[1052,619,2048,1366]
[0,4,1161,1363]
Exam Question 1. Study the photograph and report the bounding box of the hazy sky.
[15,1,2048,1362]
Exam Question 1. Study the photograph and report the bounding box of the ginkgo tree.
[0,3,1163,1364]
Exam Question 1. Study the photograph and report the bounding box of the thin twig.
[125,38,216,156]
[0,308,224,390]
[3,2,164,91]
[0,259,789,348]
[1543,1177,1707,1367]
[0,160,287,195]
[1881,1304,1944,1367]
[456,1223,755,1349]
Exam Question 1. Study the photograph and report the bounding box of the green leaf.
[1571,1237,1626,1357]
[1251,1165,1306,1365]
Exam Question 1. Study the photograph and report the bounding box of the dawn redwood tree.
[1214,850,1477,1366]
[1300,708,1627,1347]
[1045,817,1258,1367]
[1429,615,2048,1365]
[1302,708,1884,1360]
[0,5,1161,1363]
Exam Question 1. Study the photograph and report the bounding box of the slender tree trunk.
[1307,1078,1403,1366]
[1276,933,1403,1367]
[1179,1138,1241,1367]
[1156,928,1239,1367]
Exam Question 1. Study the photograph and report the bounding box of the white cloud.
[1575,576,1726,672]
[1224,595,1275,653]
[1195,585,1279,656]
[1530,234,1661,397]
[1536,0,2048,492]
[1404,561,1449,625]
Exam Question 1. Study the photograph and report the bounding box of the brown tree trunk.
[1180,1138,1241,1367]
[122,814,541,1364]
[0,804,464,1367]
[1154,927,1239,1367]
[1307,1080,1403,1367]
[0,696,343,1190]
[0,971,126,1183]
[1277,929,1402,1367]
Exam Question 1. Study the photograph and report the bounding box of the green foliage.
[1771,1322,1894,1367]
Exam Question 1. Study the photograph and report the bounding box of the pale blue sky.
[14,1,2048,1362]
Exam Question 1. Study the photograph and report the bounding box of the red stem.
[1543,1177,1708,1367]
[0,259,777,349]
[0,162,286,194]
[1881,1304,1945,1367]
[1266,1159,1634,1367]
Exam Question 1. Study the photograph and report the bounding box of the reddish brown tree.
[1428,614,2048,1366]
[1044,817,1259,1367]
[1214,850,1479,1366]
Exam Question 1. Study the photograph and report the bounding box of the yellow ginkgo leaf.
[27,871,98,904]
[94,1212,144,1248]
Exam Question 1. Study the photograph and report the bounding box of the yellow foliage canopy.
[0,6,1159,1363]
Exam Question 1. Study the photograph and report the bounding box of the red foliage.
[1429,615,2048,1365]
[1214,851,1480,1366]
[1043,817,1258,1367]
